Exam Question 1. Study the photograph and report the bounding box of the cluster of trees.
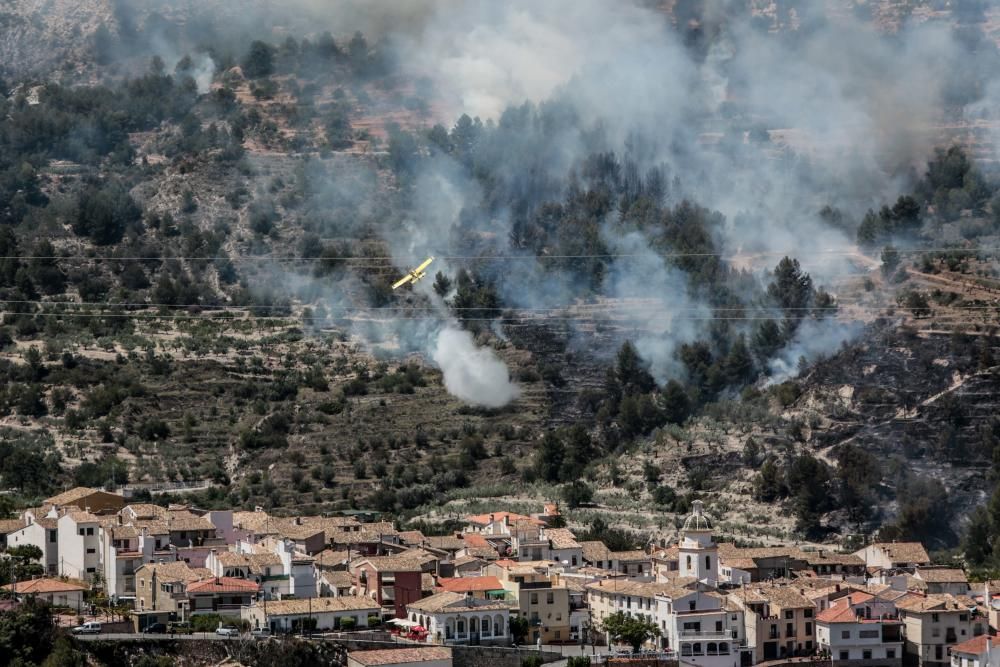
[754,444,881,537]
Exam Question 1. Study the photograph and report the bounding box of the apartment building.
[730,585,817,661]
[656,586,747,667]
[895,593,984,667]
[490,560,571,644]
[352,554,425,618]
[815,592,904,667]
[57,510,102,581]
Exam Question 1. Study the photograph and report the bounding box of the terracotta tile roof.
[407,590,512,613]
[609,550,649,562]
[187,577,260,594]
[165,512,216,532]
[424,536,466,552]
[732,586,816,609]
[246,553,282,573]
[354,555,427,573]
[398,530,426,545]
[45,487,120,507]
[261,595,378,616]
[136,561,201,583]
[545,528,581,550]
[66,510,101,524]
[437,576,504,593]
[32,518,57,530]
[461,533,491,549]
[466,512,543,527]
[315,549,349,569]
[232,511,275,534]
[585,579,690,599]
[463,546,500,560]
[2,578,89,594]
[124,504,167,519]
[361,522,398,536]
[580,541,611,563]
[0,519,25,535]
[871,542,931,565]
[348,647,453,666]
[135,519,170,535]
[915,568,968,584]
[815,592,875,623]
[321,571,355,588]
[803,552,865,567]
[895,593,976,613]
[331,529,386,545]
[107,525,139,539]
[215,552,250,567]
[951,635,1000,656]
[453,555,485,568]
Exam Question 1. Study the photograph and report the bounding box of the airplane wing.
[392,274,415,290]
[414,257,434,273]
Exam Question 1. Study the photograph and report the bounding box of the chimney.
[85,506,91,514]
[295,517,302,526]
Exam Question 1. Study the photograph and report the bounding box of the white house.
[1,577,88,608]
[951,635,1000,667]
[57,511,102,582]
[7,517,58,574]
[242,595,379,633]
[405,591,512,645]
[100,523,156,603]
[816,592,904,666]
[655,584,746,666]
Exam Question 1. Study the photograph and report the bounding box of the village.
[0,486,995,667]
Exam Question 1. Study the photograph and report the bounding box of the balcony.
[679,630,738,641]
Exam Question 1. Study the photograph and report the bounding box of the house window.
[840,652,849,661]
[705,556,711,570]
[786,623,794,637]
[936,646,943,661]
[78,528,85,536]
[555,631,561,639]
[86,567,95,573]
[841,630,851,639]
[805,622,812,635]
[547,592,554,604]
[49,530,56,543]
[960,614,968,622]
[571,556,577,566]
[689,601,696,611]
[863,650,872,660]
[932,613,940,623]
[887,650,895,659]
[784,610,794,620]
[804,609,813,618]
[531,594,538,605]
[686,556,692,570]
[86,548,95,554]
[86,527,94,536]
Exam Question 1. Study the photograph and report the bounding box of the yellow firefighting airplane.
[392,257,435,290]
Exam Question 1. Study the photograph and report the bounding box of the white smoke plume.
[432,326,520,407]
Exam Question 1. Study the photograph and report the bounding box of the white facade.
[57,513,101,582]
[7,520,58,574]
[278,539,318,598]
[656,588,745,667]
[100,526,155,602]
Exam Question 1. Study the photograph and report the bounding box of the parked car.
[144,623,167,634]
[168,621,193,635]
[71,622,102,635]
[215,625,240,637]
[251,627,271,639]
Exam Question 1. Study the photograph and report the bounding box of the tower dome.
[682,500,713,532]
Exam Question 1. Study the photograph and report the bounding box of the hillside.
[0,0,999,561]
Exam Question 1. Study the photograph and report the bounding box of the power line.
[0,245,995,263]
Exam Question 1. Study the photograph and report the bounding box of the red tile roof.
[466,512,543,526]
[2,578,88,594]
[186,577,260,594]
[436,576,504,593]
[951,635,1000,656]
[816,593,875,623]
